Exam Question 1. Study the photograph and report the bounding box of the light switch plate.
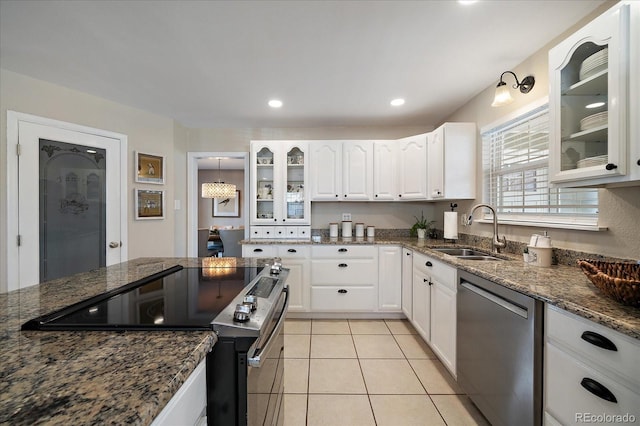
[342,213,351,221]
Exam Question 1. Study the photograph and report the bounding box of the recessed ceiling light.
[458,0,478,5]
[268,99,283,108]
[390,98,405,107]
[586,102,606,109]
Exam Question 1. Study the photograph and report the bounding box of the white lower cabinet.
[401,248,413,318]
[544,305,640,425]
[409,252,457,375]
[378,245,402,312]
[151,360,207,426]
[310,245,378,312]
[242,244,310,312]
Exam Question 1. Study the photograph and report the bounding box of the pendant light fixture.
[202,158,236,199]
[491,71,535,107]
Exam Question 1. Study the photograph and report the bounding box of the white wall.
[439,1,640,259]
[0,70,178,292]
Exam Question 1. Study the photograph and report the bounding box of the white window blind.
[482,104,599,227]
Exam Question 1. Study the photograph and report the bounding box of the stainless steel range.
[22,259,290,426]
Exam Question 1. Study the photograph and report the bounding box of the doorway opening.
[186,152,249,257]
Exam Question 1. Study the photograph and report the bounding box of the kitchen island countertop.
[0,257,267,426]
[242,237,640,340]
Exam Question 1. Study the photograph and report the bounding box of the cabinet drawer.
[547,306,640,384]
[311,245,376,258]
[277,245,310,258]
[545,343,640,424]
[413,252,456,286]
[311,259,377,285]
[242,245,277,258]
[311,286,377,311]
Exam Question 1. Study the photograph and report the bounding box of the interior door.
[18,121,123,287]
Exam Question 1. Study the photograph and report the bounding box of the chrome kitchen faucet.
[465,204,507,253]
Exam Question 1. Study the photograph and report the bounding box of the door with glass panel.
[18,121,123,287]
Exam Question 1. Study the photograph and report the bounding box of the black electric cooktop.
[22,265,264,331]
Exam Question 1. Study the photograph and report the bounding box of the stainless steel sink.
[431,247,505,261]
[457,255,503,261]
[432,248,487,256]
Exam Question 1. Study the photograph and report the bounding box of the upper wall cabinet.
[250,141,310,226]
[549,2,640,187]
[427,123,476,200]
[310,140,374,201]
[373,140,398,201]
[397,134,429,200]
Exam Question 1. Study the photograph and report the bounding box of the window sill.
[475,218,607,232]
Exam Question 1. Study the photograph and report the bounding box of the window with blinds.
[482,104,599,227]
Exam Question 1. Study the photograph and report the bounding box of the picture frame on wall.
[135,151,165,184]
[135,189,165,220]
[212,190,240,217]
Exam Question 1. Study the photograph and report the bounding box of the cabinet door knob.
[375,194,378,198]
[605,163,618,170]
[335,194,339,197]
[338,289,348,294]
[580,378,617,403]
[282,219,286,222]
[406,252,411,256]
[423,278,428,283]
[398,194,402,198]
[274,218,277,222]
[581,331,617,351]
[426,261,433,267]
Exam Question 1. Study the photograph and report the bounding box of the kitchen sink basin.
[431,247,505,261]
[432,248,488,256]
[457,255,503,261]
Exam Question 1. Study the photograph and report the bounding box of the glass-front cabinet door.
[549,3,631,186]
[251,141,309,226]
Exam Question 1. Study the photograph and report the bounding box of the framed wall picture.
[135,151,165,184]
[135,189,165,220]
[212,190,240,217]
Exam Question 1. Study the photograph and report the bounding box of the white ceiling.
[0,0,604,129]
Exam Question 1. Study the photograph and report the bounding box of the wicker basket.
[578,259,640,307]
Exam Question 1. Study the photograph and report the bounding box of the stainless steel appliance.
[457,270,543,426]
[22,260,289,426]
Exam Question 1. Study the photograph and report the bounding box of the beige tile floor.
[283,319,489,426]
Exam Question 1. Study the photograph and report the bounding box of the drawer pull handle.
[581,331,617,351]
[580,378,617,403]
[338,248,348,252]
[338,263,348,268]
[338,289,348,294]
[287,249,297,253]
[426,261,433,267]
[254,249,263,253]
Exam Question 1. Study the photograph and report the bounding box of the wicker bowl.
[577,259,640,307]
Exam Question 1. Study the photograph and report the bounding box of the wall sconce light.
[491,71,535,107]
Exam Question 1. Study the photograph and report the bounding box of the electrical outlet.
[342,213,351,221]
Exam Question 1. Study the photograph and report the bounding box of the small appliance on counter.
[527,231,553,267]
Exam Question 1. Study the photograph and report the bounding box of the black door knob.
[605,163,618,170]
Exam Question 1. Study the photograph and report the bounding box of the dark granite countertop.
[242,237,640,340]
[0,257,267,426]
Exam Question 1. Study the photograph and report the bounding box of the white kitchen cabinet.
[544,305,640,424]
[309,141,342,201]
[549,1,640,187]
[412,253,431,342]
[342,140,374,200]
[151,360,207,426]
[397,134,429,200]
[310,245,378,312]
[410,251,457,374]
[251,141,310,228]
[378,245,402,312]
[401,248,413,319]
[242,244,310,312]
[427,123,476,200]
[373,141,397,201]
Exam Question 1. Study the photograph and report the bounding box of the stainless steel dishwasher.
[457,270,543,426]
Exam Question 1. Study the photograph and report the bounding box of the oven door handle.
[248,286,289,368]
